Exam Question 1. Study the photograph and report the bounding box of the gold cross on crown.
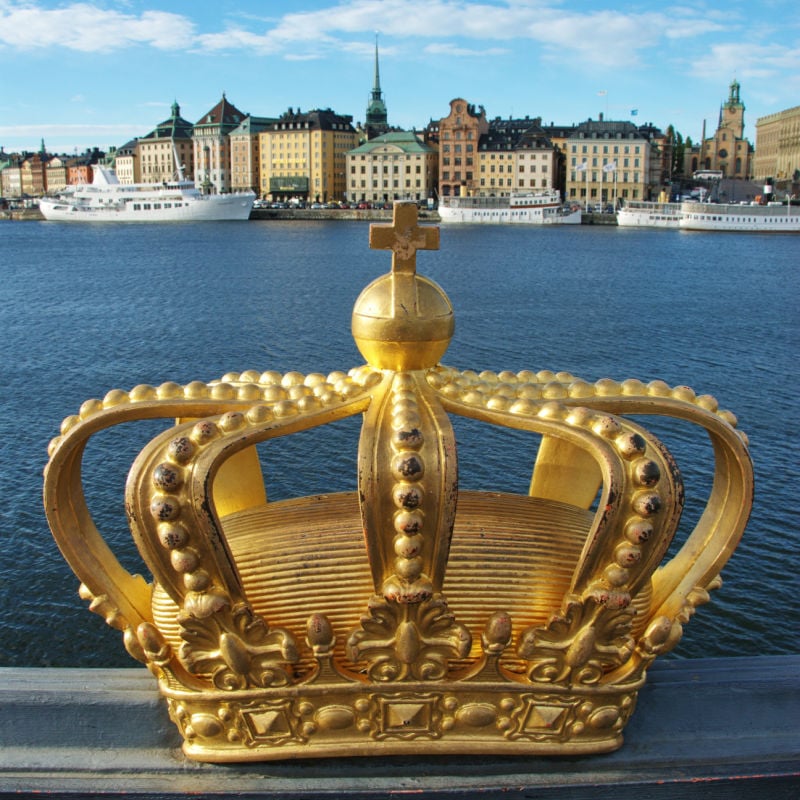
[369,202,440,275]
[353,201,451,371]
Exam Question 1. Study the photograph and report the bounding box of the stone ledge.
[1,656,798,798]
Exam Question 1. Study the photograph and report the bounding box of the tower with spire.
[719,78,745,141]
[137,100,195,183]
[693,79,752,180]
[364,36,389,140]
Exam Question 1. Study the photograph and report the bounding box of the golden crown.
[44,203,753,762]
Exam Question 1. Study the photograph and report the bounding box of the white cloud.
[690,42,800,84]
[0,2,195,52]
[424,42,510,57]
[0,0,788,81]
[0,122,141,137]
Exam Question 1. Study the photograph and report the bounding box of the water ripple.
[1,220,797,666]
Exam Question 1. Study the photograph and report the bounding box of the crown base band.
[164,679,641,762]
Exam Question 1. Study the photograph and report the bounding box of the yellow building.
[258,108,358,204]
[44,155,68,193]
[754,105,800,189]
[346,131,437,205]
[0,155,22,198]
[137,101,194,184]
[230,116,276,195]
[476,118,559,196]
[566,117,665,206]
[436,101,574,200]
[20,153,46,196]
[114,139,140,185]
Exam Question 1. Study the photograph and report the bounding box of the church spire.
[372,34,382,97]
[365,34,388,139]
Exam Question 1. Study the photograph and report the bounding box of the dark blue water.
[1,219,798,666]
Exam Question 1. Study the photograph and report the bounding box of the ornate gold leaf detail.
[179,603,297,690]
[518,597,634,685]
[347,594,471,681]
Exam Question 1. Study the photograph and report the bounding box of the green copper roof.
[349,131,432,154]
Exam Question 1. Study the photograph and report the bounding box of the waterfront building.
[114,139,140,185]
[66,149,104,186]
[20,151,47,196]
[754,105,800,190]
[257,107,358,203]
[421,117,440,148]
[230,116,276,196]
[192,94,247,193]
[0,148,14,198]
[0,155,22,198]
[363,38,390,141]
[476,117,559,196]
[44,155,68,193]
[565,116,665,205]
[541,123,577,156]
[346,131,436,205]
[690,80,753,179]
[137,101,195,183]
[437,98,489,198]
[437,102,563,200]
[541,122,578,193]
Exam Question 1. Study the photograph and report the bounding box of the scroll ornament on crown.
[44,203,753,762]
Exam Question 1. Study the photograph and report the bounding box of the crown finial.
[352,201,451,371]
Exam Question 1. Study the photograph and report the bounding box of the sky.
[1,0,798,155]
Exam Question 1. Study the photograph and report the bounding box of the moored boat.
[438,189,581,225]
[39,166,255,223]
[679,200,800,232]
[616,200,682,229]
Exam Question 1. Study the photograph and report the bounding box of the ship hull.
[616,202,681,229]
[40,192,255,222]
[438,191,581,225]
[679,202,800,232]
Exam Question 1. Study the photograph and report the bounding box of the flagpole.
[600,162,603,211]
[585,163,589,211]
[576,160,588,211]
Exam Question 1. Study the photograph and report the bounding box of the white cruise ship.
[39,166,255,223]
[438,190,581,225]
[679,201,800,233]
[616,200,682,229]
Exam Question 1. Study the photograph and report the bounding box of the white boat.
[616,200,682,229]
[679,200,800,233]
[438,190,581,225]
[39,166,255,222]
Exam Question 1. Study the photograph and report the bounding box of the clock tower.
[697,80,753,180]
[720,79,745,141]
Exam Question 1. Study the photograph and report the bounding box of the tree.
[665,125,686,177]
[673,131,685,177]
